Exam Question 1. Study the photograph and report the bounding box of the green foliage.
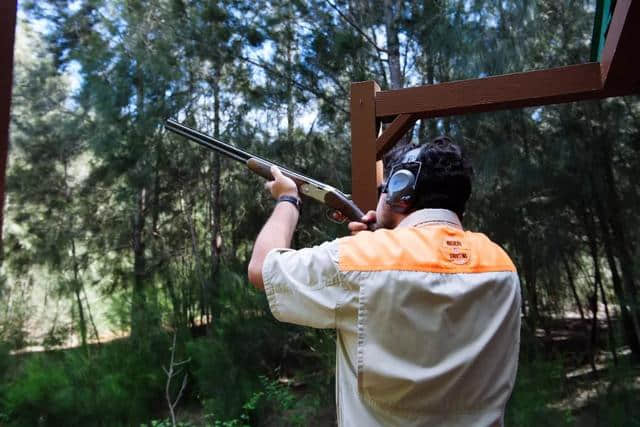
[506,358,640,427]
[0,281,31,350]
[186,270,292,421]
[195,375,308,427]
[506,358,574,427]
[580,362,640,427]
[2,337,168,426]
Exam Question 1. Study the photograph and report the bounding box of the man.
[248,136,520,426]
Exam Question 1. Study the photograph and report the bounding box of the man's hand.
[348,210,376,235]
[266,166,299,199]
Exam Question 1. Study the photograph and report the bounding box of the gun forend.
[247,158,374,229]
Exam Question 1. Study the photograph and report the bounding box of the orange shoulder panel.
[338,226,516,274]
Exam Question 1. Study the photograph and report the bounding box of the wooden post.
[350,81,380,213]
[0,0,18,258]
[600,0,640,90]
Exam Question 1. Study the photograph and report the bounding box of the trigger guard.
[327,209,347,224]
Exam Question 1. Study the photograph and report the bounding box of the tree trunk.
[589,105,640,359]
[522,242,539,331]
[164,274,183,328]
[183,195,205,324]
[285,3,295,143]
[130,55,149,344]
[562,251,595,373]
[81,285,101,346]
[583,203,618,365]
[563,256,585,322]
[64,156,88,350]
[383,0,414,151]
[522,265,540,358]
[418,47,436,144]
[598,128,635,266]
[600,138,639,316]
[384,0,403,90]
[588,279,599,376]
[208,65,223,323]
[131,187,148,344]
[592,180,640,358]
[599,274,618,365]
[71,238,87,350]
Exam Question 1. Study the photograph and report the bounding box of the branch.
[164,332,190,427]
[325,0,388,54]
[173,374,188,412]
[239,56,349,115]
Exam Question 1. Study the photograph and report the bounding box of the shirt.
[263,209,521,426]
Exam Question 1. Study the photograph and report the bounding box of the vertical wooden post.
[350,81,380,213]
[0,0,18,258]
[599,0,640,90]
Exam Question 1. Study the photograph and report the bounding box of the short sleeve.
[262,240,349,329]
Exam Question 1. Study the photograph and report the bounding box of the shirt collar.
[396,209,463,230]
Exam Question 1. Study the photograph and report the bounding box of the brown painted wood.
[0,0,18,256]
[375,63,604,120]
[350,81,380,212]
[375,113,417,160]
[600,0,640,90]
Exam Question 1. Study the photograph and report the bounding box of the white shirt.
[263,209,521,426]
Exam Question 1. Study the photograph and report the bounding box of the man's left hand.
[266,166,299,199]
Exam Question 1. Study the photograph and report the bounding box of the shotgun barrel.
[165,119,373,228]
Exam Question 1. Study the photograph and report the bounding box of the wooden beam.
[375,113,417,160]
[0,0,17,258]
[375,63,604,120]
[600,0,640,90]
[350,81,380,212]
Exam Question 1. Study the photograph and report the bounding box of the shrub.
[505,358,574,427]
[3,336,168,426]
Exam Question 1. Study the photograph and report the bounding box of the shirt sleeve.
[262,239,349,329]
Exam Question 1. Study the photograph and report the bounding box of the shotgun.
[165,119,373,228]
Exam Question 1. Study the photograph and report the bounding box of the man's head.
[376,136,472,228]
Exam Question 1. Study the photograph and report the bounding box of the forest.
[1,0,639,425]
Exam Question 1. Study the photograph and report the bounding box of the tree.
[6,18,98,349]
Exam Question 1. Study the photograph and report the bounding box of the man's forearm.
[248,201,299,290]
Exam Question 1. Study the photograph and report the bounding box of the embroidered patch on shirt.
[440,237,471,265]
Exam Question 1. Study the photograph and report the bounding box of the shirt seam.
[356,281,367,397]
[339,265,517,273]
[262,251,282,321]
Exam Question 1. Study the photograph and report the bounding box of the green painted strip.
[591,0,616,61]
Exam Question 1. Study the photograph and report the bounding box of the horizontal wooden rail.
[375,63,605,120]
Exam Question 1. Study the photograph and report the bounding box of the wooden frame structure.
[350,0,640,212]
[0,0,18,254]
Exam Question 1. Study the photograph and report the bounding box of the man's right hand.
[348,211,376,235]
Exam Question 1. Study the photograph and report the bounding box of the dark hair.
[386,136,473,219]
